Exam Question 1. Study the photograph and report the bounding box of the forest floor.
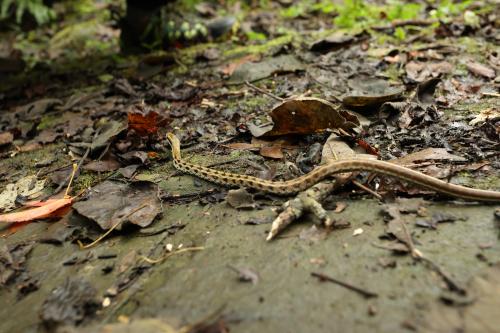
[0,1,499,332]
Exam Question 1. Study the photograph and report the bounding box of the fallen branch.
[266,174,352,241]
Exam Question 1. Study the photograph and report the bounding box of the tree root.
[266,175,352,241]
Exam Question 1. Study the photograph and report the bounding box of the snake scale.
[167,133,500,202]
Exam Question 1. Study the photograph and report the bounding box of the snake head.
[166,132,181,160]
[166,132,176,144]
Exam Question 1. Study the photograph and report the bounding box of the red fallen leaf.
[357,138,379,156]
[127,111,169,136]
[147,151,158,158]
[0,197,73,223]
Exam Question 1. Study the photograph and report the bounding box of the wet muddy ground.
[1,1,499,332]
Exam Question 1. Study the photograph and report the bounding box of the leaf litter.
[0,0,499,331]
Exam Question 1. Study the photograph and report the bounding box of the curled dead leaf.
[248,97,360,137]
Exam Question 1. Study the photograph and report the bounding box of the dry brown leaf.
[392,148,466,165]
[248,97,360,138]
[220,54,260,76]
[469,108,500,126]
[322,133,375,164]
[259,146,283,159]
[223,142,260,150]
[420,264,500,332]
[0,132,13,146]
[466,62,496,79]
[406,61,453,82]
[83,159,121,172]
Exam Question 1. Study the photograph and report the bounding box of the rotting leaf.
[50,166,81,187]
[297,142,322,173]
[228,54,305,84]
[414,78,441,105]
[227,265,259,285]
[0,241,35,286]
[415,213,463,229]
[118,165,140,179]
[466,62,496,79]
[405,61,453,82]
[0,176,45,213]
[0,132,13,146]
[248,97,360,137]
[259,145,284,159]
[225,137,296,159]
[91,120,127,152]
[310,30,368,54]
[381,204,419,257]
[420,263,500,333]
[119,151,149,165]
[226,189,256,209]
[321,132,375,164]
[379,101,440,129]
[220,53,260,76]
[41,277,99,329]
[17,98,62,117]
[83,158,121,172]
[469,108,499,126]
[392,148,466,165]
[342,76,405,110]
[73,181,161,229]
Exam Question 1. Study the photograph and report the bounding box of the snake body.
[167,133,500,202]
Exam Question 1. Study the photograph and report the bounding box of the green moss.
[223,34,296,58]
[383,63,402,83]
[454,172,500,191]
[0,143,64,187]
[37,114,61,130]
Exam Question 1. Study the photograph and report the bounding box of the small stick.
[42,146,90,201]
[139,246,204,264]
[419,257,466,294]
[244,81,284,102]
[311,272,378,298]
[351,180,383,200]
[64,164,78,197]
[77,203,149,249]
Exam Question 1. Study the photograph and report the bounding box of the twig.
[266,173,354,241]
[481,92,500,98]
[42,145,90,201]
[38,162,73,177]
[77,203,149,249]
[419,256,467,295]
[351,180,383,200]
[311,272,378,298]
[244,81,284,102]
[139,246,204,264]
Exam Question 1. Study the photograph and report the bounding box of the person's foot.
[120,3,237,54]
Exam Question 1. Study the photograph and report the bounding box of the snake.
[167,133,500,202]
